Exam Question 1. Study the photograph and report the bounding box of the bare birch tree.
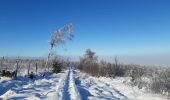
[44,23,74,72]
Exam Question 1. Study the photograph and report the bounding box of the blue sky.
[0,0,170,57]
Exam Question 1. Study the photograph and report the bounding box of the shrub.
[52,61,62,74]
[130,67,144,83]
[0,70,13,77]
[114,64,126,77]
[150,69,170,97]
[29,72,35,79]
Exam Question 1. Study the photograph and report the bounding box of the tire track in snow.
[62,67,81,100]
[62,69,71,100]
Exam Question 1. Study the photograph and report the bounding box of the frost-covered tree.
[83,48,98,63]
[44,23,74,72]
[78,49,98,76]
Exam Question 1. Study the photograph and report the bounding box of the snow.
[75,71,168,100]
[0,72,67,100]
[0,67,168,100]
[69,68,81,100]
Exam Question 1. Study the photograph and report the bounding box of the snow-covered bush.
[78,49,99,76]
[78,49,127,77]
[150,68,170,97]
[130,66,145,85]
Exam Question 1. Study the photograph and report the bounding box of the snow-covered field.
[0,67,168,100]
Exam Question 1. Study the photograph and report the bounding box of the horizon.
[0,0,170,66]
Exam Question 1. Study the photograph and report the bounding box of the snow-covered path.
[0,67,168,100]
[62,67,81,100]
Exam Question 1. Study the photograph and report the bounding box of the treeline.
[76,49,170,98]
